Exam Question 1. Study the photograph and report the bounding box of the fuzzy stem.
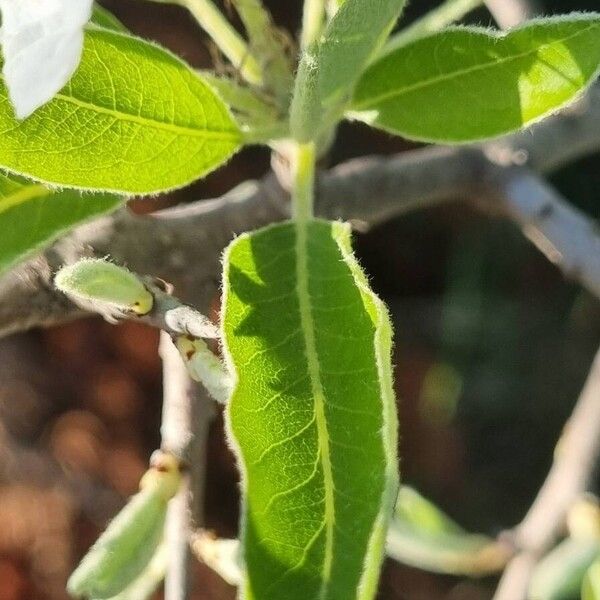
[292,142,317,223]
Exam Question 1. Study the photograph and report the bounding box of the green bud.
[175,335,232,403]
[55,259,153,316]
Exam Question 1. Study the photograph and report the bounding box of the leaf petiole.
[152,0,264,86]
[291,142,317,224]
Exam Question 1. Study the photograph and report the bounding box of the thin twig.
[140,280,219,339]
[159,332,217,600]
[160,332,195,600]
[484,167,600,299]
[493,347,600,600]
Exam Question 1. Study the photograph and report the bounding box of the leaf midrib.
[50,90,240,142]
[295,220,335,599]
[353,22,599,110]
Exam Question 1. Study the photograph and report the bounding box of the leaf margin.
[349,13,600,144]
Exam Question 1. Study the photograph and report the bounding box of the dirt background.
[0,0,599,598]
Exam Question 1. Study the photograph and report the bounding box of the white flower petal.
[0,0,93,119]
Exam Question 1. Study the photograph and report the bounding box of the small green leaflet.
[319,0,407,105]
[68,484,167,599]
[222,220,398,600]
[0,173,121,277]
[103,544,167,600]
[394,486,465,536]
[68,452,181,599]
[91,5,127,31]
[583,560,600,600]
[0,28,241,194]
[351,14,600,143]
[387,487,509,576]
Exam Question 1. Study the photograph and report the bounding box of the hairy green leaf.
[351,14,600,143]
[68,485,167,599]
[222,220,398,600]
[0,173,121,276]
[68,452,180,599]
[319,0,406,104]
[91,5,127,31]
[106,544,167,600]
[0,29,241,194]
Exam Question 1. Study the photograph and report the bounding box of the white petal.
[0,0,93,119]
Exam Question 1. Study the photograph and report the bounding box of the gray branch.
[1,86,600,338]
[493,346,600,600]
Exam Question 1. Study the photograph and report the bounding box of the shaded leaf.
[0,173,121,276]
[351,15,600,142]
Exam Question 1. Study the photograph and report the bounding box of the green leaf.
[105,544,167,600]
[0,28,241,194]
[0,173,121,277]
[395,486,464,536]
[91,4,127,31]
[351,14,600,143]
[68,452,181,599]
[529,537,600,600]
[583,560,600,600]
[387,487,509,576]
[67,485,167,599]
[222,220,398,600]
[319,0,407,105]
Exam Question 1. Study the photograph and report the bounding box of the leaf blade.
[319,0,407,105]
[222,220,398,600]
[0,173,121,277]
[351,15,600,143]
[0,28,241,194]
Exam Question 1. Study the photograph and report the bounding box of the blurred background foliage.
[0,0,599,598]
